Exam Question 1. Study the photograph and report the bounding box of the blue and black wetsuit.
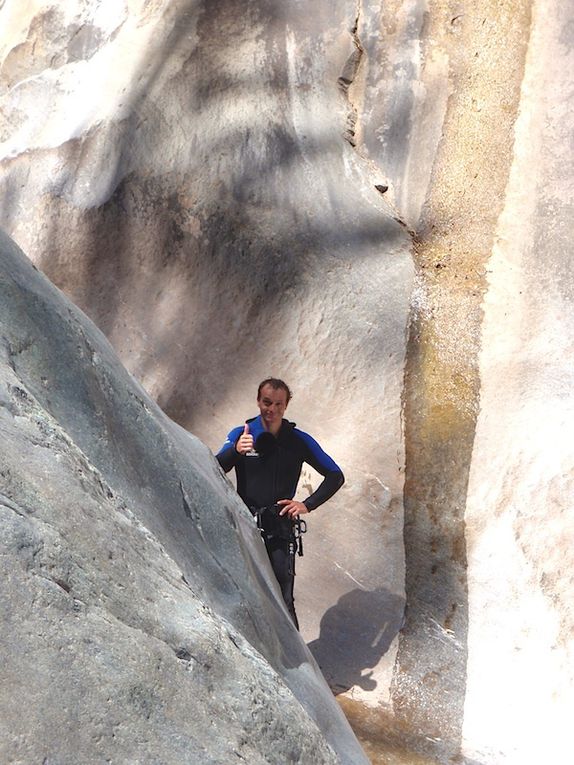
[216,415,344,628]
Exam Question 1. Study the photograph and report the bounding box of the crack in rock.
[338,9,364,147]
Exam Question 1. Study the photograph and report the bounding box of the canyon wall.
[1,1,572,763]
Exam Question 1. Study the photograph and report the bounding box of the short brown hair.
[257,378,292,404]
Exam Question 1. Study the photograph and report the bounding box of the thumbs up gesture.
[236,423,255,455]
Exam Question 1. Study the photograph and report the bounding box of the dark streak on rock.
[174,647,194,662]
[52,577,71,594]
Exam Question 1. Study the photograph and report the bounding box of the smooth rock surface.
[1,1,573,764]
[0,229,368,764]
[462,1,574,762]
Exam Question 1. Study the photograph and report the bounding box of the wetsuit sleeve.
[295,429,345,511]
[215,426,244,473]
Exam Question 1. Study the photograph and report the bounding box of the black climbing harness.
[253,504,307,557]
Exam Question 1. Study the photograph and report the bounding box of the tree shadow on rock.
[307,587,405,694]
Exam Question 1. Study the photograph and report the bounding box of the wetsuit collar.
[246,416,296,439]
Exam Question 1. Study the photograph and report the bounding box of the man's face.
[257,384,288,432]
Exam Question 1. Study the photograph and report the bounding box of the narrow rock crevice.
[337,5,415,233]
[338,10,364,148]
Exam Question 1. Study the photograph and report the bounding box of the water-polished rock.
[0,229,368,764]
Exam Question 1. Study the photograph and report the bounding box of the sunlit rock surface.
[1,0,573,763]
[462,2,574,763]
[0,229,368,764]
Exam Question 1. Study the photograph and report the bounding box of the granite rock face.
[1,0,573,764]
[0,230,368,764]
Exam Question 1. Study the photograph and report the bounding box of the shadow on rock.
[308,587,405,694]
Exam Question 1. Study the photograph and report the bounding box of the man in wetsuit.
[216,378,344,629]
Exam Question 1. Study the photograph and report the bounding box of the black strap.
[252,505,307,556]
[294,517,307,557]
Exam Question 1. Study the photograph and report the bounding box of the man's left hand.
[277,499,309,519]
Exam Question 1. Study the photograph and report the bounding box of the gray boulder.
[0,228,368,764]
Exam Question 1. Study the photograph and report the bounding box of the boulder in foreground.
[0,229,368,765]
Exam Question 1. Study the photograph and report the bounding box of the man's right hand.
[236,423,254,455]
